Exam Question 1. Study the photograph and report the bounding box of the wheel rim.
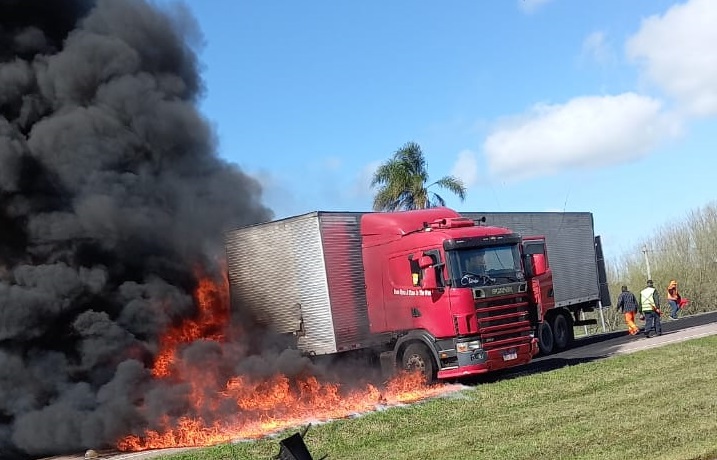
[555,321,566,342]
[405,354,426,372]
[539,323,553,353]
[554,316,568,348]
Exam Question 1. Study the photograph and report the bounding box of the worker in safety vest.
[639,279,662,338]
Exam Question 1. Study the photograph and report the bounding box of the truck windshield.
[446,245,523,287]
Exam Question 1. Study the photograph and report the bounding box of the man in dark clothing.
[639,279,662,338]
[616,285,640,335]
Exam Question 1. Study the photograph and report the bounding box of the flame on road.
[118,271,461,451]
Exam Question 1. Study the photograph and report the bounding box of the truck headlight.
[456,340,482,353]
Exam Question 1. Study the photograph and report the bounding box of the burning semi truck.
[224,207,562,381]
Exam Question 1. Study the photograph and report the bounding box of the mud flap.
[379,351,396,379]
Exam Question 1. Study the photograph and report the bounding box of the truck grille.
[475,296,533,349]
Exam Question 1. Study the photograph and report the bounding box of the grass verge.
[158,336,717,460]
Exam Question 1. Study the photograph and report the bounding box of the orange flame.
[152,272,230,378]
[118,269,461,451]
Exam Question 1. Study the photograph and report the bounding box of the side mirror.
[418,256,434,269]
[531,254,547,277]
[421,266,438,290]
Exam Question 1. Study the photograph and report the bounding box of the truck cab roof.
[360,207,516,248]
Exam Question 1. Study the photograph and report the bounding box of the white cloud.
[626,0,717,117]
[483,93,682,181]
[581,31,615,66]
[450,150,479,188]
[518,0,553,14]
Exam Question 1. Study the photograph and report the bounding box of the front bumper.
[436,338,538,380]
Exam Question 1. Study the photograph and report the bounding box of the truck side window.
[408,256,422,286]
[389,255,420,288]
[523,242,547,262]
[523,241,548,276]
[422,249,445,288]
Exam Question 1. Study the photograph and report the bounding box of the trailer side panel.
[225,212,370,356]
[225,213,337,354]
[318,212,371,351]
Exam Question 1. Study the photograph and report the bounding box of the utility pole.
[642,245,652,280]
[597,300,606,332]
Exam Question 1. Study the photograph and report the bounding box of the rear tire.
[538,322,554,355]
[552,314,570,350]
[402,343,436,383]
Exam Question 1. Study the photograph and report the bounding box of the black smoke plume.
[0,0,275,457]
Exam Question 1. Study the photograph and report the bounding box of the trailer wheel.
[538,322,554,355]
[402,343,436,383]
[552,314,571,350]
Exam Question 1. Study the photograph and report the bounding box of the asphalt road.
[41,311,717,460]
[476,309,717,383]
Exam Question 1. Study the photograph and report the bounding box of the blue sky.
[165,0,716,261]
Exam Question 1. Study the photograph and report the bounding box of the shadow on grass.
[460,355,603,386]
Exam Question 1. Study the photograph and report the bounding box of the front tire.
[402,343,436,383]
[538,322,554,355]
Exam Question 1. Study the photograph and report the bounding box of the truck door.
[382,249,445,333]
[522,238,555,323]
[383,253,424,331]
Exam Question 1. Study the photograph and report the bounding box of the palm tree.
[370,141,467,211]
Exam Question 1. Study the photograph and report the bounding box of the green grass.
[158,336,717,460]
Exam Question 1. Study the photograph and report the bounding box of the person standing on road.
[616,285,640,335]
[640,279,662,338]
[667,280,682,320]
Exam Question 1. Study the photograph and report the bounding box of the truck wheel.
[402,343,436,383]
[538,322,554,355]
[552,314,571,350]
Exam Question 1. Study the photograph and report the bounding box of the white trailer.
[224,212,374,356]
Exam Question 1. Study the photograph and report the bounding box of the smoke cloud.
[0,0,275,457]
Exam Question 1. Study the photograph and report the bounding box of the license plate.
[503,350,518,361]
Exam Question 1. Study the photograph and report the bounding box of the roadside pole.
[642,245,652,280]
[581,310,588,336]
[598,301,606,332]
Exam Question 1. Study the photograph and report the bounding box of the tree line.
[600,202,717,331]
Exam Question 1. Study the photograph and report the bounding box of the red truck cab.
[361,208,551,381]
